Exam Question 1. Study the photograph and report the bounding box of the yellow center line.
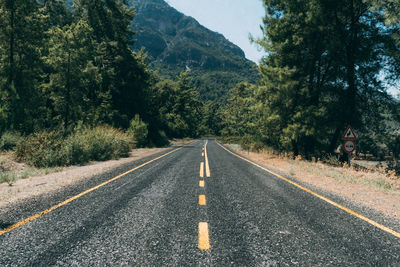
[200,162,204,178]
[204,140,210,177]
[202,152,204,157]
[199,180,205,188]
[0,144,189,236]
[198,222,210,250]
[216,141,400,239]
[199,195,206,205]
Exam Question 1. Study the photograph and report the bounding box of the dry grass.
[0,152,65,186]
[227,144,400,219]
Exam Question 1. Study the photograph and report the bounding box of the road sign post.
[342,125,357,167]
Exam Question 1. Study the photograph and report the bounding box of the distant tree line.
[0,0,202,146]
[217,0,400,161]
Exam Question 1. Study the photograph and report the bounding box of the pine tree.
[68,0,159,130]
[44,20,96,129]
[153,72,202,138]
[175,72,202,137]
[201,101,223,136]
[221,82,257,139]
[255,0,399,156]
[0,0,46,133]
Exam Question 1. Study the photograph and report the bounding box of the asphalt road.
[0,139,399,266]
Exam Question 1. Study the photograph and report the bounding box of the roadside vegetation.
[212,0,400,178]
[226,144,399,195]
[0,1,205,185]
[0,152,64,186]
[15,126,134,168]
[0,126,134,185]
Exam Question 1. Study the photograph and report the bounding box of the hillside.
[130,0,259,101]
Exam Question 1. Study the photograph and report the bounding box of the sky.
[165,0,265,64]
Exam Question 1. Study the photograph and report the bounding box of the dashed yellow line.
[0,145,187,236]
[199,195,206,205]
[204,140,210,177]
[216,141,400,239]
[198,222,210,250]
[200,162,204,178]
[198,141,211,250]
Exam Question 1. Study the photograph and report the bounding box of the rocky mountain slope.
[130,0,259,101]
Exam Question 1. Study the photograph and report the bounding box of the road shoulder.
[0,147,171,208]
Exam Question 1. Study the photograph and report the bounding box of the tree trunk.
[64,49,71,129]
[329,0,359,153]
[292,139,299,156]
[329,123,342,153]
[7,0,15,87]
[345,0,358,126]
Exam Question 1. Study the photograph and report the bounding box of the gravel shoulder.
[0,147,170,208]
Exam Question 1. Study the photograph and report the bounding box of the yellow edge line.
[198,222,210,250]
[204,140,210,177]
[216,141,400,239]
[0,144,188,236]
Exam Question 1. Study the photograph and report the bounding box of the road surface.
[0,139,399,266]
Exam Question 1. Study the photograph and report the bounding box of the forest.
[0,0,204,167]
[0,0,399,172]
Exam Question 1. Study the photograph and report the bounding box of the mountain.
[129,0,259,101]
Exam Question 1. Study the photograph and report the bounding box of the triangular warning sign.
[342,125,357,139]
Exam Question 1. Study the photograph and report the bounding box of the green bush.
[15,131,67,167]
[388,134,400,159]
[220,136,241,144]
[0,131,21,151]
[63,132,90,165]
[148,130,169,147]
[239,135,253,152]
[156,130,169,147]
[127,115,148,148]
[68,126,134,162]
[0,171,16,186]
[16,126,135,168]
